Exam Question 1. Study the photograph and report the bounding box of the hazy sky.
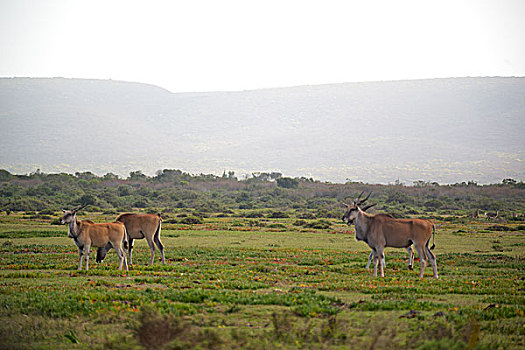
[1,0,524,92]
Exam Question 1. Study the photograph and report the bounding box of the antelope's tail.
[154,219,162,241]
[430,224,436,250]
[122,225,129,249]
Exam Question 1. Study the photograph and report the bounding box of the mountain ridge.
[1,77,524,183]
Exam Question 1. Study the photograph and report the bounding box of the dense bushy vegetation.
[0,169,524,218]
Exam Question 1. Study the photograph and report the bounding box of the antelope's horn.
[358,192,372,205]
[361,203,377,211]
[355,191,364,203]
[73,203,89,213]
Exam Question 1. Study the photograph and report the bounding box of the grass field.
[0,212,524,349]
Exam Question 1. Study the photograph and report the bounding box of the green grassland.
[0,212,524,349]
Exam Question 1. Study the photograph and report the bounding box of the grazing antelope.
[97,213,164,265]
[60,205,128,271]
[342,192,438,278]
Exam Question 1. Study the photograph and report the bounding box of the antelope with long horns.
[342,192,437,278]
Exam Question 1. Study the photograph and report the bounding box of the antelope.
[486,211,499,220]
[60,205,128,271]
[357,203,415,271]
[470,209,481,219]
[96,213,164,265]
[342,192,438,278]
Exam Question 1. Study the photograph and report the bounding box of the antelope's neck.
[68,218,81,238]
[355,211,370,239]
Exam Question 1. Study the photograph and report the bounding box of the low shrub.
[244,211,265,218]
[293,219,308,226]
[179,216,204,225]
[268,211,289,219]
[305,219,332,230]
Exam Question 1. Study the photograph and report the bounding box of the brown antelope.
[357,201,415,271]
[342,193,438,278]
[97,213,164,265]
[60,205,128,271]
[486,211,499,220]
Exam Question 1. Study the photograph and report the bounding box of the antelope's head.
[341,192,376,225]
[60,204,88,224]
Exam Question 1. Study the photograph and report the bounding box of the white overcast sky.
[1,0,524,92]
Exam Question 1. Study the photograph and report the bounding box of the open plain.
[0,211,523,349]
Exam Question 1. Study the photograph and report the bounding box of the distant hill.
[0,77,524,183]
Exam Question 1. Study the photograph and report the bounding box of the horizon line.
[1,75,525,95]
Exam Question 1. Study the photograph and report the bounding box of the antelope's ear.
[62,209,67,213]
[342,202,349,207]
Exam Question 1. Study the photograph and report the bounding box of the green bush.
[179,216,204,225]
[425,199,444,209]
[268,211,289,218]
[267,223,286,229]
[293,219,308,226]
[305,219,332,230]
[276,177,299,189]
[243,211,265,218]
[6,198,48,212]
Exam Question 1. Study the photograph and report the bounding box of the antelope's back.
[372,215,433,247]
[79,220,126,247]
[116,213,161,237]
[374,215,432,229]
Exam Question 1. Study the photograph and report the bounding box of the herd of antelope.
[60,205,164,271]
[60,192,440,278]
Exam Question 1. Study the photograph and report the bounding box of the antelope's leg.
[122,247,128,271]
[154,234,165,264]
[366,251,374,270]
[426,246,438,279]
[414,244,427,278]
[78,246,83,270]
[376,247,385,277]
[407,246,414,270]
[128,238,134,265]
[372,249,379,277]
[146,237,156,265]
[84,245,91,271]
[116,245,128,271]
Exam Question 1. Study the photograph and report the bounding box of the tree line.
[0,169,524,218]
